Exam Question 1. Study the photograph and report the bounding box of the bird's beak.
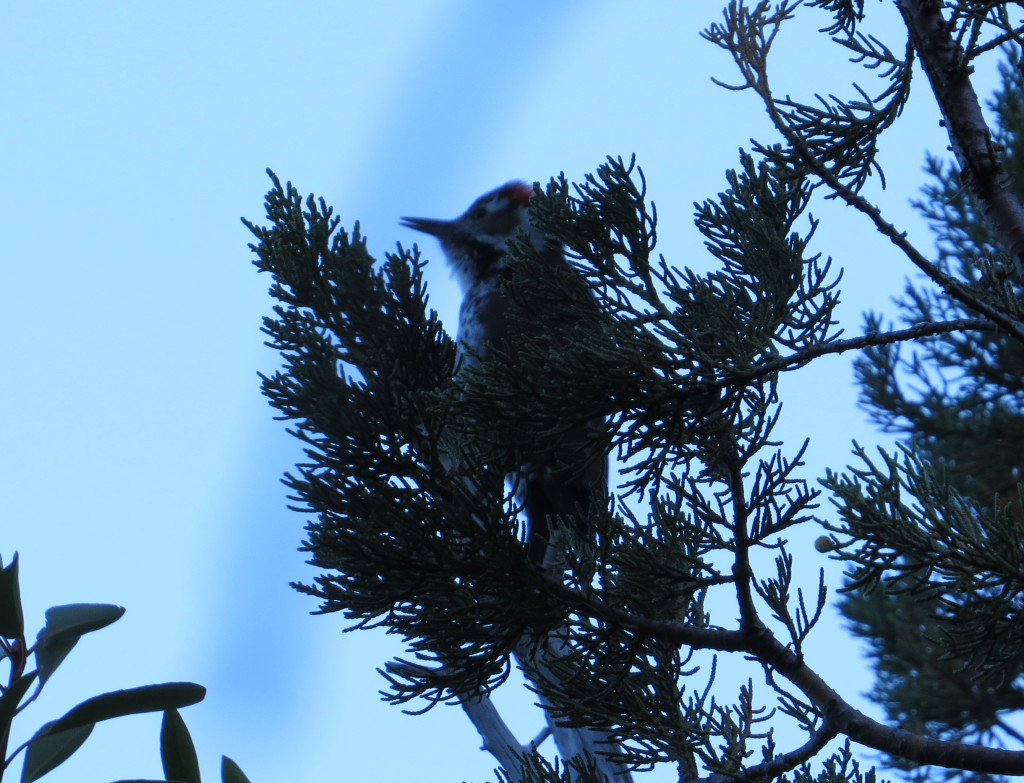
[400,216,453,241]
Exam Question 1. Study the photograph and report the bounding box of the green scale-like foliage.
[245,3,1024,781]
[246,152,839,774]
[829,55,1024,779]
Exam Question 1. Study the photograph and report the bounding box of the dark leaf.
[20,684,204,782]
[0,670,38,730]
[0,552,24,639]
[161,709,201,783]
[20,723,93,782]
[35,604,126,683]
[40,682,206,736]
[221,756,252,783]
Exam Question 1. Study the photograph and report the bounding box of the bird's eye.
[469,206,487,221]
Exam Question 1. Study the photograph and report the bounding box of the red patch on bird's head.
[502,181,534,207]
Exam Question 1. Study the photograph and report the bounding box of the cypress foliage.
[246,3,1024,781]
[837,55,1024,781]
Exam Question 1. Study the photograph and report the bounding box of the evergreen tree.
[245,2,1024,781]
[841,51,1024,782]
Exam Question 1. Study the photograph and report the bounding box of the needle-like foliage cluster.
[246,2,1024,782]
[830,55,1024,782]
[247,151,838,779]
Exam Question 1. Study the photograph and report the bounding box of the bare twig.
[711,318,995,391]
[965,23,1024,61]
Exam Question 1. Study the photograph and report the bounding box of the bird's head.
[401,181,542,292]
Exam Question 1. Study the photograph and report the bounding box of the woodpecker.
[401,182,607,565]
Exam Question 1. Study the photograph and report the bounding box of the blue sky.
[1,3,992,781]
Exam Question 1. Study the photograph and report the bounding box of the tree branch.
[899,0,1024,279]
[705,318,995,393]
[516,635,635,783]
[727,455,761,633]
[710,1,1024,341]
[965,23,1024,62]
[702,718,840,783]
[550,582,1024,775]
[769,109,1024,342]
[461,693,532,781]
